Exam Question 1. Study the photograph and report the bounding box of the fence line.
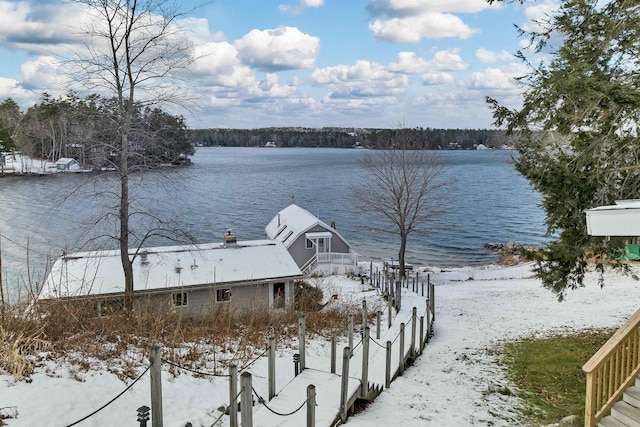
[135,269,436,427]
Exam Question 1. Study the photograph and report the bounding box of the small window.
[306,238,313,249]
[216,288,231,302]
[173,292,188,307]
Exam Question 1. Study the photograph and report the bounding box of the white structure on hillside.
[585,200,640,237]
[266,204,358,275]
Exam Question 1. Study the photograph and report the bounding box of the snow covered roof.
[265,204,352,249]
[41,239,302,299]
[55,158,77,165]
[585,200,640,236]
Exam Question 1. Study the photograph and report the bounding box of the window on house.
[216,288,231,302]
[173,292,188,307]
[306,238,313,249]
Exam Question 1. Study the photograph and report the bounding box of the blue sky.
[0,0,557,129]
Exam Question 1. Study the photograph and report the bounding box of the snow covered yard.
[2,263,640,426]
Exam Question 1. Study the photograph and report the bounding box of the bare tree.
[68,0,199,310]
[352,140,449,277]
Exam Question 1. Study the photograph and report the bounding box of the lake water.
[0,147,549,295]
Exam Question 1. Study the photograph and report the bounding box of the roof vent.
[224,229,237,246]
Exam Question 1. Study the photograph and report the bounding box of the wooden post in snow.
[419,316,425,355]
[307,384,316,427]
[268,337,276,401]
[348,314,354,350]
[387,294,392,329]
[240,372,253,427]
[340,347,351,423]
[411,307,417,359]
[229,364,238,427]
[376,311,381,340]
[430,283,435,322]
[150,346,163,427]
[331,332,337,374]
[299,316,306,371]
[361,327,370,398]
[362,300,368,328]
[385,340,392,389]
[399,323,405,375]
[426,299,431,343]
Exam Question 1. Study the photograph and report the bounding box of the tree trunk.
[120,131,134,312]
[398,235,407,279]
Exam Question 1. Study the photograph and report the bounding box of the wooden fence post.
[426,299,431,343]
[331,332,337,374]
[340,347,351,423]
[240,372,253,427]
[307,384,316,427]
[395,281,402,311]
[387,294,392,329]
[362,300,368,328]
[268,337,276,401]
[150,346,163,427]
[399,323,405,375]
[299,316,306,371]
[369,261,373,287]
[385,341,392,389]
[348,314,354,350]
[419,316,425,355]
[229,364,238,427]
[376,311,381,340]
[361,327,370,398]
[430,283,435,322]
[411,307,417,358]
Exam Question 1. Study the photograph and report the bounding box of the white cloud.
[366,0,498,42]
[369,13,479,42]
[368,0,499,15]
[20,56,68,91]
[388,49,467,74]
[476,47,513,64]
[235,26,319,71]
[422,72,454,85]
[312,60,409,98]
[521,0,559,34]
[0,1,86,55]
[252,73,297,98]
[470,67,515,90]
[279,0,325,15]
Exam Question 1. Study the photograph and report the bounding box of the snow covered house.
[266,204,358,275]
[55,157,80,171]
[40,233,303,315]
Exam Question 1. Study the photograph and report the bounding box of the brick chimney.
[223,229,237,246]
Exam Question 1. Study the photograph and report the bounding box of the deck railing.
[317,252,357,265]
[583,307,640,427]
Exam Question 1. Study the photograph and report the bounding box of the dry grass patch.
[0,278,379,381]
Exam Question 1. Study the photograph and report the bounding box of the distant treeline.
[189,127,511,150]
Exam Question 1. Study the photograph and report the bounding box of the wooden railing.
[317,252,357,265]
[583,307,640,427]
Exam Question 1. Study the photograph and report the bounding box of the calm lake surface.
[0,147,549,295]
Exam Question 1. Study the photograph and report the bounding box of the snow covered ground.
[2,262,640,426]
[0,153,56,174]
